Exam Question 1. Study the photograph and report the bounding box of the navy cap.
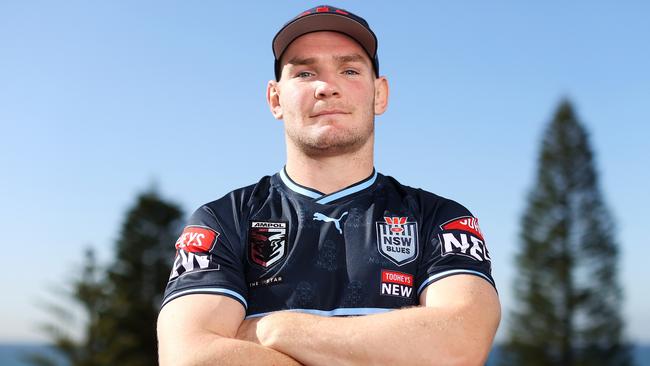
[272,5,379,80]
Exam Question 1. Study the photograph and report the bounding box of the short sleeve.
[161,204,248,310]
[415,199,495,297]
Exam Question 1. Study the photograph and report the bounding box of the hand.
[236,311,303,348]
[235,316,263,344]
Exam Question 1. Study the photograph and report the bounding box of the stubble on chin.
[283,94,377,157]
[285,121,375,157]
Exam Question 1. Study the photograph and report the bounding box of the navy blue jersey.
[162,169,494,318]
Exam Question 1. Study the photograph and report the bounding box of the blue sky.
[1,1,649,343]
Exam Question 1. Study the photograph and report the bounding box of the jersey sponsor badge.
[376,217,419,266]
[248,221,288,268]
[380,270,414,298]
[438,216,491,262]
[175,226,219,253]
[169,225,221,282]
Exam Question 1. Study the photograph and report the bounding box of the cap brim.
[273,13,377,61]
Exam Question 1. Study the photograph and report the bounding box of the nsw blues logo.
[248,221,288,268]
[376,217,418,266]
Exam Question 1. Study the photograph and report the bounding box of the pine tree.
[27,248,108,366]
[32,189,183,366]
[500,100,632,365]
[97,189,183,365]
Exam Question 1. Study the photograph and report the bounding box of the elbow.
[433,302,501,365]
[411,330,497,366]
[158,337,220,366]
[452,310,501,365]
[429,341,494,366]
[447,347,493,366]
[157,323,223,366]
[159,357,201,366]
[157,334,184,366]
[454,311,500,364]
[158,330,240,366]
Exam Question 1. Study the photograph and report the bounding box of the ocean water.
[0,344,67,366]
[485,345,650,366]
[1,343,648,365]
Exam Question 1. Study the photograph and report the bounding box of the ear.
[267,80,283,120]
[373,76,389,115]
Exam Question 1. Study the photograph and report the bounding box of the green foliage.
[500,100,633,365]
[32,190,183,366]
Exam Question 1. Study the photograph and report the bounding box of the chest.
[242,198,424,315]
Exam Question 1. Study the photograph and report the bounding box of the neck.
[285,136,374,194]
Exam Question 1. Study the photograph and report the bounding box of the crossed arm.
[157,275,500,366]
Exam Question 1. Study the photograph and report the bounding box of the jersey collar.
[278,166,378,205]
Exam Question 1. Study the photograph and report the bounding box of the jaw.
[284,126,375,158]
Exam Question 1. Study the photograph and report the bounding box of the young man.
[158,5,500,365]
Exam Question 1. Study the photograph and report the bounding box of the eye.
[295,71,314,78]
[343,69,360,76]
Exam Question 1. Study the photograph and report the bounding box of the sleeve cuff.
[161,287,248,310]
[417,269,496,296]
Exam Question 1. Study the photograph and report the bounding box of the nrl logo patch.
[438,216,490,262]
[376,217,418,266]
[248,221,288,268]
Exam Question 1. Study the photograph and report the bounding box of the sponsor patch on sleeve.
[438,216,491,262]
[175,225,219,253]
[168,225,221,282]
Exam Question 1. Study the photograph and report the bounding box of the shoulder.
[190,175,274,224]
[378,173,474,222]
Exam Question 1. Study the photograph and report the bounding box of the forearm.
[159,333,302,366]
[254,301,498,366]
[157,295,302,366]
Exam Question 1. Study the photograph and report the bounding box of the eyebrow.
[286,56,317,66]
[286,53,369,67]
[333,54,368,64]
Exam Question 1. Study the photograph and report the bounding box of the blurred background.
[1,1,648,365]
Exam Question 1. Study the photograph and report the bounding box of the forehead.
[280,31,372,66]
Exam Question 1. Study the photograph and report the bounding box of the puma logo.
[313,212,348,234]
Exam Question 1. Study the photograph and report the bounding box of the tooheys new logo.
[169,226,220,281]
[380,270,414,298]
[438,216,491,262]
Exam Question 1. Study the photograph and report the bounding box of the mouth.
[310,110,349,118]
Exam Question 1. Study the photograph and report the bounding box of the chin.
[305,134,368,154]
[287,123,373,155]
[312,120,345,131]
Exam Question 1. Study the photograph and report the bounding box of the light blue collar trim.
[316,170,377,204]
[279,168,378,204]
[279,168,322,199]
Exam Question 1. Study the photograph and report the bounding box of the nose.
[314,79,340,99]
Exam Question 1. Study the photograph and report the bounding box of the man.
[157,5,500,365]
